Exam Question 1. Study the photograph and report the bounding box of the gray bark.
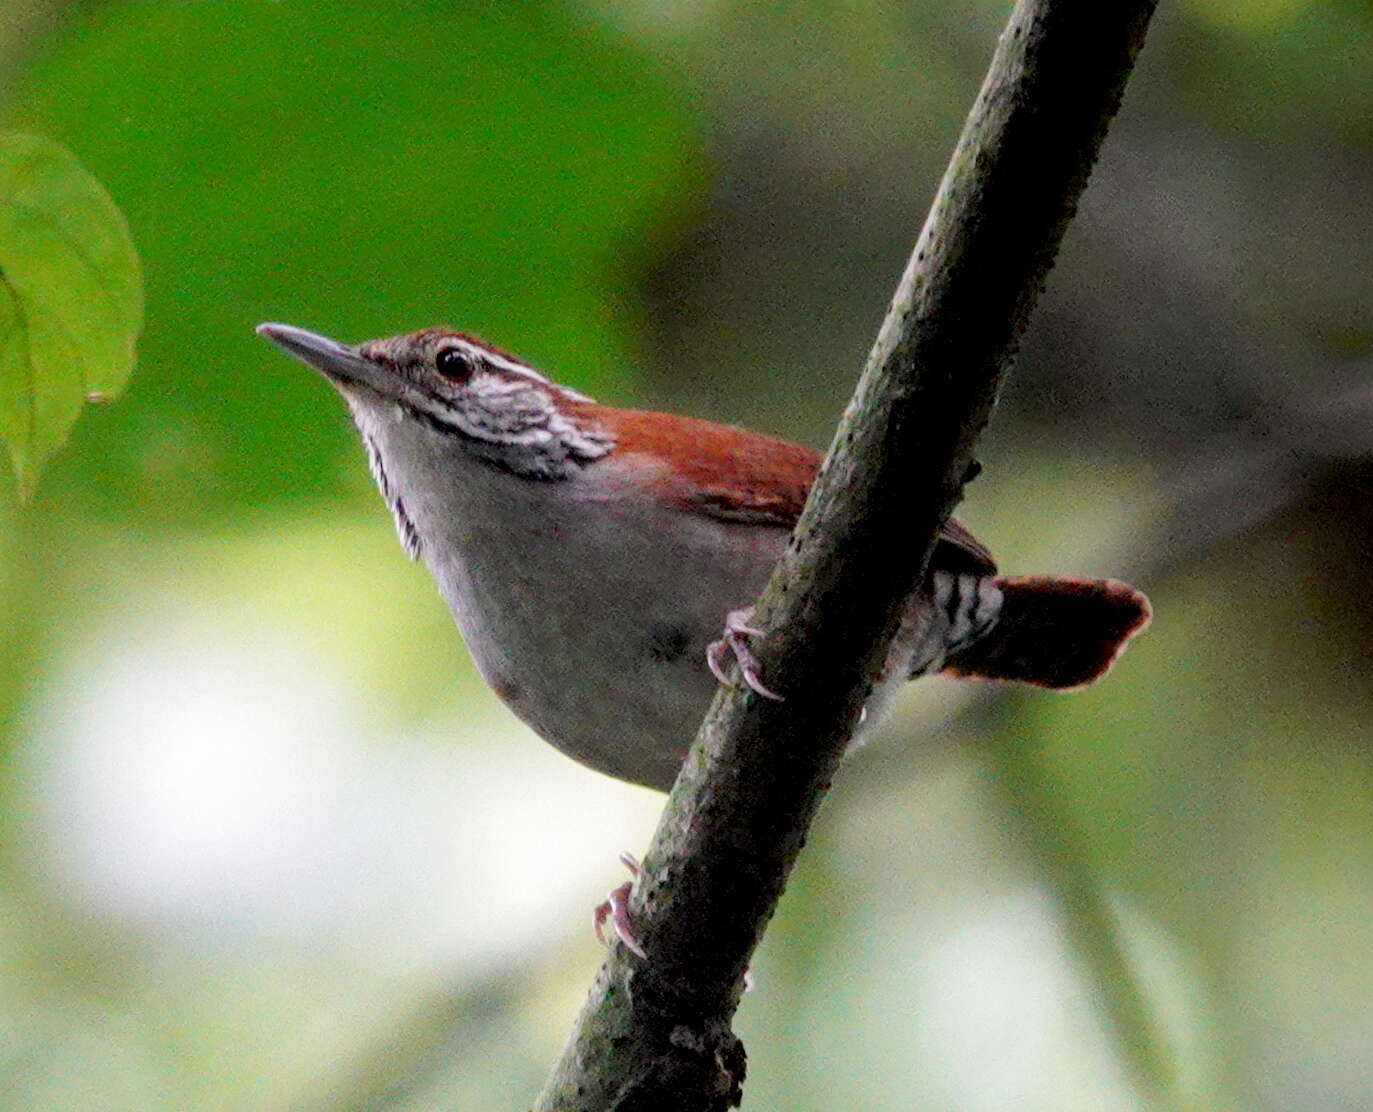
[533,2,1159,1108]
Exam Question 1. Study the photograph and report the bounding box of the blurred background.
[1,1,1371,1108]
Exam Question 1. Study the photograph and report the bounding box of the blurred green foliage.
[4,0,699,519]
[1177,0,1373,140]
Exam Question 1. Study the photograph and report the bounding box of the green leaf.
[0,133,143,499]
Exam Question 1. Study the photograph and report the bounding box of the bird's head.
[256,322,613,483]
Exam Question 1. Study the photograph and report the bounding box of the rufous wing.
[588,404,996,575]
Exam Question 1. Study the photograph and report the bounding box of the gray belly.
[421,485,785,792]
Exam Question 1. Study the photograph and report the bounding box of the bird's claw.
[707,607,784,701]
[593,852,647,959]
[591,853,758,991]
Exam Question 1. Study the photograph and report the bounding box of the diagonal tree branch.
[533,2,1158,1109]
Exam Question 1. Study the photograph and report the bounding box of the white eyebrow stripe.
[476,373,540,397]
[452,340,550,384]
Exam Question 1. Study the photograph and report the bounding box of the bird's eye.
[435,347,474,381]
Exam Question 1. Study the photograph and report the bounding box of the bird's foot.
[707,607,784,701]
[592,853,759,992]
[593,852,646,959]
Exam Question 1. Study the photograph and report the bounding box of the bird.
[257,322,1151,796]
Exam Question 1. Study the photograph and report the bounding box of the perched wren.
[257,323,1151,793]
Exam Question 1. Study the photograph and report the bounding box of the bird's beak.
[256,322,399,397]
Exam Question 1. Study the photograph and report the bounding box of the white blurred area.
[21,522,662,977]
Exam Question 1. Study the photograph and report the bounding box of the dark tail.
[942,576,1151,690]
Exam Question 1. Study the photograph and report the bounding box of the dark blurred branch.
[532,3,1157,1109]
[1145,372,1373,577]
